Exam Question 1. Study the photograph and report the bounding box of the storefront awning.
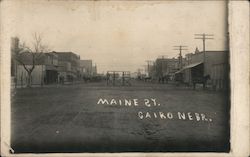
[174,69,183,74]
[183,62,203,70]
[175,62,203,74]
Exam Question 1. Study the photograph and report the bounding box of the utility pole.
[194,33,214,75]
[194,33,214,53]
[173,45,188,69]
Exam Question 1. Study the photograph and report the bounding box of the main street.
[11,80,230,153]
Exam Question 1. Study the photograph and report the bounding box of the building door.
[45,70,58,84]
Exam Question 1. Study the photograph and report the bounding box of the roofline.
[198,50,229,53]
[80,60,92,61]
[52,51,74,54]
[204,50,229,52]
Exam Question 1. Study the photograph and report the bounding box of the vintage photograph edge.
[0,0,249,157]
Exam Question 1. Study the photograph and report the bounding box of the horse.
[83,76,91,83]
[192,75,211,90]
[158,75,169,84]
[144,76,152,82]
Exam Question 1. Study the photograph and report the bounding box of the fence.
[106,71,131,86]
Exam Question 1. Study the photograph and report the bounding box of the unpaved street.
[11,81,230,153]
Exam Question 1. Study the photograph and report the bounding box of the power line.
[173,45,188,69]
[194,33,214,70]
[194,33,214,53]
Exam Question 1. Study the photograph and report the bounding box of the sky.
[10,0,228,73]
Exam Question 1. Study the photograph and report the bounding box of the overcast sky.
[10,0,228,73]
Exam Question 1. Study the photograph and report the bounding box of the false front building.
[154,57,179,79]
[16,52,59,86]
[54,51,81,82]
[176,48,229,90]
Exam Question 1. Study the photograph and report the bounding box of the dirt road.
[11,81,230,153]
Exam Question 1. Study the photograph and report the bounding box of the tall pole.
[173,45,188,69]
[194,33,214,62]
[203,36,205,53]
[194,33,214,74]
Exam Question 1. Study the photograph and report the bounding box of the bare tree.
[15,33,50,87]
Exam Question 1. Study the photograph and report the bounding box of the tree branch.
[15,57,31,73]
[14,32,49,75]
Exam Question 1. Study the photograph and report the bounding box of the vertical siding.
[16,65,44,86]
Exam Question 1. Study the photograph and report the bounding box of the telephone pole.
[173,45,188,69]
[195,33,214,63]
[194,34,214,74]
[194,33,214,53]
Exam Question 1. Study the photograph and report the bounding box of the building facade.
[154,57,179,79]
[92,65,97,76]
[16,52,59,86]
[55,51,80,82]
[179,49,229,89]
[79,60,93,78]
[11,37,20,78]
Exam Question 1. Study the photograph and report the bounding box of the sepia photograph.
[1,0,249,156]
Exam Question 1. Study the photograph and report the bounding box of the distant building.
[79,60,93,78]
[130,72,138,79]
[154,57,179,78]
[92,65,97,76]
[148,64,156,78]
[55,51,80,82]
